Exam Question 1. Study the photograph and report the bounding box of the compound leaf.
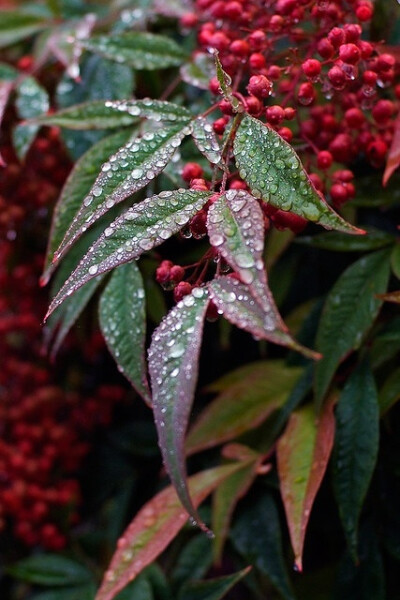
[99,262,150,403]
[95,463,246,600]
[333,360,379,560]
[233,115,363,235]
[46,189,211,319]
[149,287,210,531]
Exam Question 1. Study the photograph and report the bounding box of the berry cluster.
[180,0,398,212]
[0,131,126,550]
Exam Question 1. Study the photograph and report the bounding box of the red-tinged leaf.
[186,360,303,455]
[383,114,400,186]
[95,462,247,600]
[148,287,210,532]
[53,122,192,266]
[233,115,364,235]
[378,290,400,304]
[208,276,319,360]
[45,189,211,320]
[277,397,336,572]
[212,453,259,564]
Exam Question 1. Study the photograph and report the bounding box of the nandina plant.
[2,0,400,598]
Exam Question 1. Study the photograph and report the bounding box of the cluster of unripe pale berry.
[155,0,398,302]
[0,127,126,549]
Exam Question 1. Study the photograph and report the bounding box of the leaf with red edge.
[208,276,319,360]
[383,114,400,186]
[95,462,246,600]
[276,397,336,572]
[148,287,210,532]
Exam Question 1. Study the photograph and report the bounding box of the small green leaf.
[277,398,335,571]
[180,53,216,90]
[0,11,47,48]
[178,568,251,600]
[314,249,391,405]
[13,76,50,159]
[192,116,221,164]
[212,457,258,563]
[213,52,241,112]
[333,360,379,559]
[296,227,395,252]
[99,262,150,403]
[95,462,248,600]
[234,115,363,234]
[83,32,187,70]
[232,493,296,600]
[42,128,134,283]
[54,122,192,265]
[149,287,210,531]
[186,360,303,454]
[46,189,211,319]
[7,554,92,587]
[379,367,400,415]
[32,100,140,130]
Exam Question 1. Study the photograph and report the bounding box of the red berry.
[224,1,242,20]
[377,53,396,72]
[372,99,394,125]
[302,59,321,79]
[245,95,263,116]
[182,162,203,182]
[356,3,373,21]
[230,39,250,57]
[367,138,388,167]
[248,30,266,50]
[174,281,193,302]
[249,52,266,70]
[297,82,316,106]
[328,65,346,89]
[284,107,296,120]
[317,38,335,59]
[265,105,285,125]
[345,107,365,128]
[339,43,361,64]
[328,27,345,48]
[330,183,349,206]
[213,118,227,134]
[209,77,221,95]
[247,75,273,98]
[278,127,293,142]
[317,151,333,170]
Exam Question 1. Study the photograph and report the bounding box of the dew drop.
[88,265,98,275]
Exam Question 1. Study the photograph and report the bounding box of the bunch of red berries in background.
[0,129,126,550]
[179,0,398,213]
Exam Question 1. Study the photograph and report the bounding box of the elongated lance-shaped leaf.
[186,360,303,455]
[99,262,150,404]
[192,116,222,164]
[333,360,379,560]
[314,249,391,406]
[234,115,364,234]
[13,76,49,160]
[0,11,47,49]
[29,100,140,130]
[209,276,319,359]
[46,189,211,320]
[148,287,210,532]
[53,122,192,266]
[42,128,134,284]
[276,397,335,572]
[83,32,187,70]
[31,99,192,130]
[95,463,247,600]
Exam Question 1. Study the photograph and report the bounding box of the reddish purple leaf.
[148,287,210,532]
[95,462,246,600]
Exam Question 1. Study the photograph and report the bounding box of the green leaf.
[99,262,150,403]
[233,115,363,234]
[149,287,210,531]
[13,76,50,159]
[213,52,241,112]
[115,574,154,600]
[171,534,213,589]
[369,316,400,369]
[46,189,211,319]
[95,462,249,600]
[7,554,92,587]
[391,243,400,279]
[314,249,391,405]
[296,227,395,252]
[276,398,336,571]
[83,32,187,70]
[0,11,46,48]
[180,53,216,90]
[0,62,18,80]
[192,116,222,164]
[42,128,134,283]
[178,568,251,600]
[378,367,400,415]
[53,122,192,265]
[212,457,258,563]
[186,360,303,454]
[33,584,96,600]
[101,99,192,123]
[332,360,379,559]
[32,100,140,130]
[209,276,318,359]
[232,493,296,600]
